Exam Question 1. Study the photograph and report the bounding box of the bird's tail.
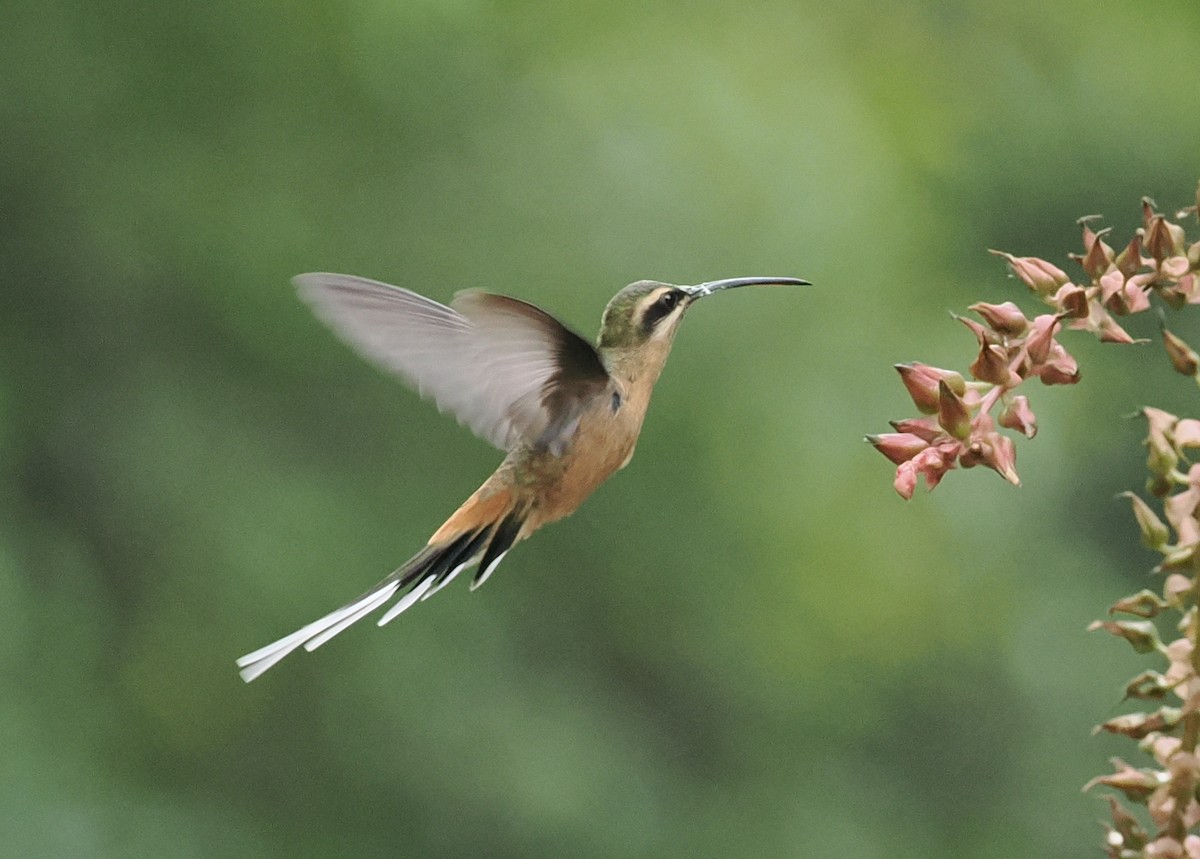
[236,489,526,683]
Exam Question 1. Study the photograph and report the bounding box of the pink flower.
[1076,219,1116,281]
[999,395,1037,438]
[1162,327,1200,377]
[1023,315,1080,385]
[892,441,961,499]
[867,433,930,466]
[937,380,971,440]
[1051,283,1089,318]
[895,363,966,414]
[958,415,1020,485]
[968,300,1029,335]
[990,250,1071,296]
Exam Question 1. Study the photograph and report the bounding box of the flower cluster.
[870,364,1022,498]
[872,189,1200,498]
[870,185,1200,856]
[1087,407,1200,858]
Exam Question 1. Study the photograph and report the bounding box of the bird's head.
[597,276,810,353]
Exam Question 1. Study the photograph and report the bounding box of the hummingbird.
[237,273,808,682]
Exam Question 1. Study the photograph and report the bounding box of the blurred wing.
[294,273,610,453]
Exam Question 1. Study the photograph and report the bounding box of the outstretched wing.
[294,273,611,454]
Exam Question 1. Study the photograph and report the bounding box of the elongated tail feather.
[236,512,526,683]
[473,511,523,590]
[422,528,490,601]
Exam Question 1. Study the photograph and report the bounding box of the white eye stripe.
[640,289,685,331]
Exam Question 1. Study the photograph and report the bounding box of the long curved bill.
[684,276,811,299]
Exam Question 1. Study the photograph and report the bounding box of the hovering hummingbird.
[237,273,808,681]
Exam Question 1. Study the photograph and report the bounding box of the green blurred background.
[4,1,1200,856]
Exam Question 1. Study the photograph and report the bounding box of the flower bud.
[1022,313,1080,385]
[1100,267,1151,317]
[1110,590,1168,619]
[1025,315,1061,364]
[1120,492,1171,550]
[1144,213,1186,262]
[999,395,1037,438]
[1078,220,1115,281]
[1088,619,1164,654]
[1162,326,1200,377]
[1092,308,1137,344]
[1142,406,1179,437]
[888,416,943,442]
[867,433,928,465]
[937,380,971,440]
[953,315,1015,386]
[1124,670,1172,700]
[1116,234,1145,278]
[968,301,1028,335]
[892,442,961,499]
[969,343,1016,386]
[1050,284,1089,318]
[895,363,965,414]
[986,433,1020,485]
[1033,341,1080,386]
[1083,758,1161,800]
[893,463,917,500]
[1142,197,1158,231]
[956,416,1020,485]
[1097,268,1123,309]
[1143,407,1180,478]
[1096,707,1181,739]
[955,313,993,346]
[989,250,1070,297]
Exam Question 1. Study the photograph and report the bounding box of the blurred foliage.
[3,0,1200,856]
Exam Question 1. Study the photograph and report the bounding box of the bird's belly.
[527,431,636,529]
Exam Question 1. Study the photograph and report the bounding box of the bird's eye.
[642,289,686,333]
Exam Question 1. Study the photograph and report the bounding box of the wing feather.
[294,273,610,453]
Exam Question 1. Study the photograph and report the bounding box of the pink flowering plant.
[871,190,1200,500]
[872,186,1200,857]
